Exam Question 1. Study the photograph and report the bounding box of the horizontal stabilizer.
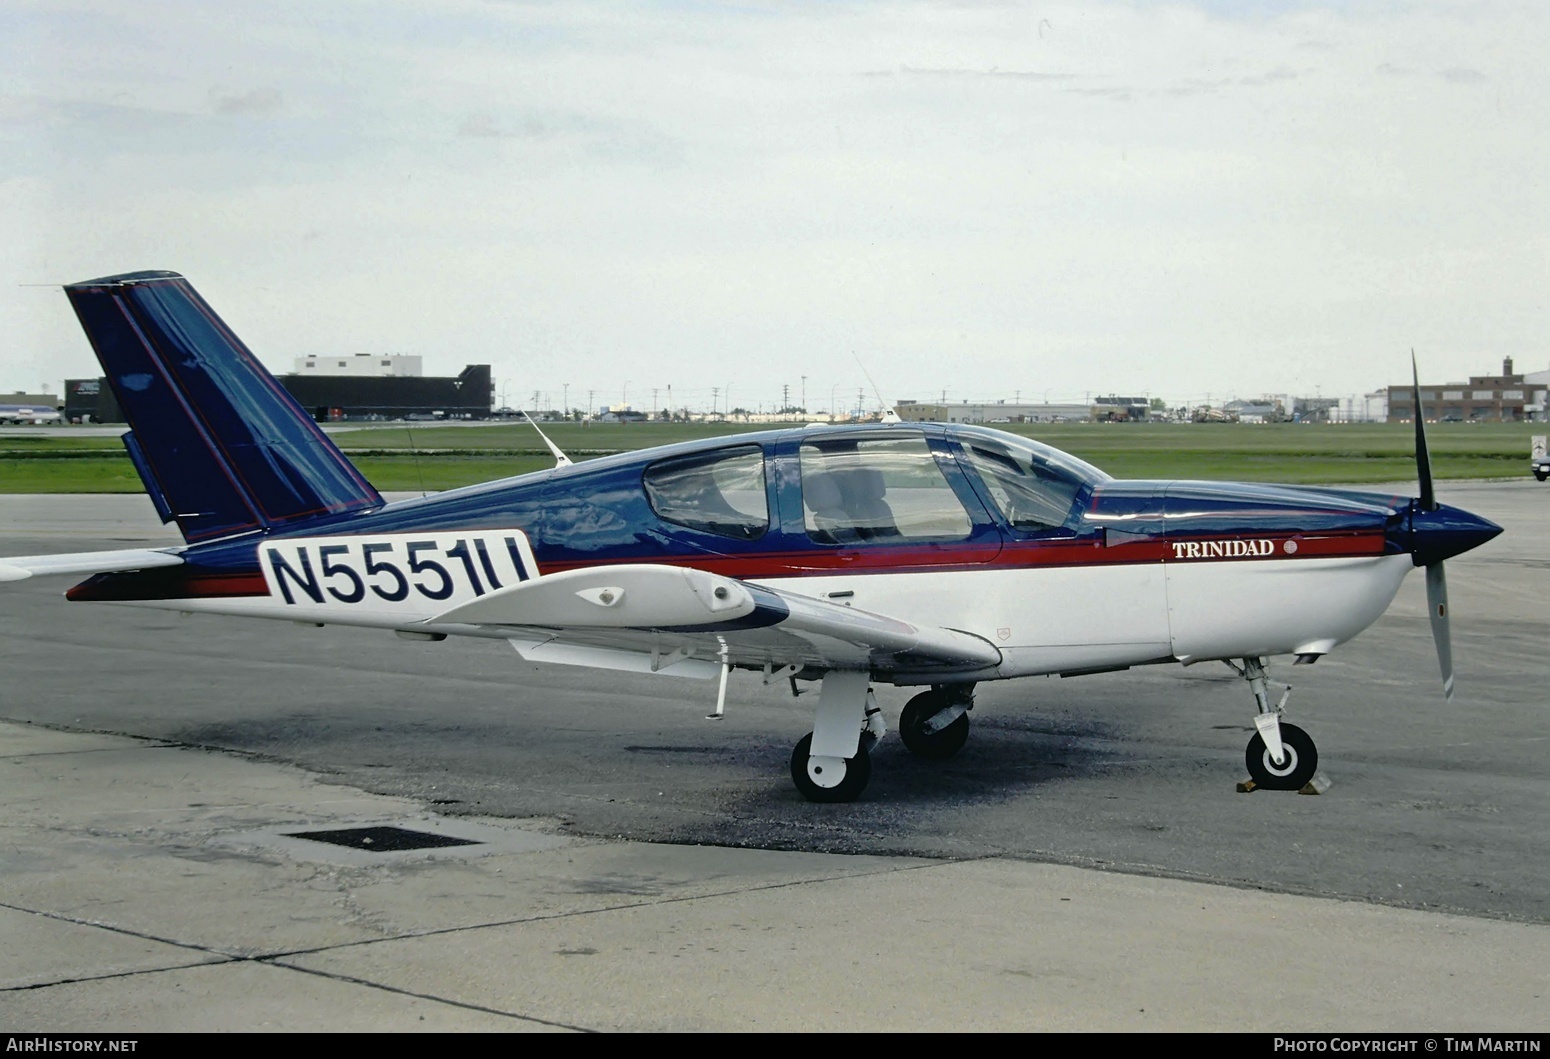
[0,548,184,583]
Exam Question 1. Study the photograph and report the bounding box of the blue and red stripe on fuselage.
[68,442,1414,605]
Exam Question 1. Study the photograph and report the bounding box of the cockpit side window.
[800,435,971,544]
[962,438,1082,534]
[643,445,769,540]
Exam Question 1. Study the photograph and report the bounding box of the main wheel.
[1245,722,1318,791]
[789,732,872,803]
[899,690,970,760]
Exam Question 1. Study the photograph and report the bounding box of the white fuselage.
[106,527,1416,683]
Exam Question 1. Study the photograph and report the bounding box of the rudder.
[66,271,383,543]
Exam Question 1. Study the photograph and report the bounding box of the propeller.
[1425,563,1454,700]
[1412,352,1453,700]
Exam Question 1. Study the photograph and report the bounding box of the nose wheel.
[1230,657,1323,792]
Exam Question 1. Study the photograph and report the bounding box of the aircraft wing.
[430,564,1001,680]
[0,548,185,583]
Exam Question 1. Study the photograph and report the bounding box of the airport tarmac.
[2,482,1547,1031]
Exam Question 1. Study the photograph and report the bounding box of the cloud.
[1238,66,1300,87]
[1166,66,1302,96]
[6,0,1548,406]
[458,113,511,138]
[209,87,283,116]
[1065,86,1134,102]
[452,107,683,167]
[1436,67,1487,84]
[457,111,584,140]
[868,65,1077,83]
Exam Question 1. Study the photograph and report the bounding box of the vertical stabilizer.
[66,271,383,542]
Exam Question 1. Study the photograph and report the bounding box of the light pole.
[562,383,569,419]
[801,375,807,416]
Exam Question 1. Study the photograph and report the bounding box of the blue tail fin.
[66,271,383,543]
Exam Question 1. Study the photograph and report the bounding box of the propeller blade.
[1412,351,1436,511]
[1425,561,1454,701]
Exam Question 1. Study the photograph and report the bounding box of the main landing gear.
[898,685,974,760]
[788,671,882,803]
[1231,657,1319,791]
[789,675,976,802]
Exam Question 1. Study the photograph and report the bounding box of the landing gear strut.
[1231,657,1319,791]
[789,671,886,803]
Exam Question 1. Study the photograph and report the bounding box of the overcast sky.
[4,0,1546,413]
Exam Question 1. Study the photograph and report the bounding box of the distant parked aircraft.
[0,404,62,425]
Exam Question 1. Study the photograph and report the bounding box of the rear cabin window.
[961,437,1082,534]
[643,445,769,540]
[800,435,971,544]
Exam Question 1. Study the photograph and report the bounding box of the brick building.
[1385,358,1544,423]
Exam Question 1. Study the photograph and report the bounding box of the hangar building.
[1386,357,1545,423]
[64,361,494,424]
[282,364,493,421]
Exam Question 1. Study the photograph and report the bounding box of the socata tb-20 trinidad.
[0,272,1501,801]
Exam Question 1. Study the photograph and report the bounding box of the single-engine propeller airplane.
[1,272,1503,801]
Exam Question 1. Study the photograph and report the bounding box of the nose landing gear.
[1231,657,1321,792]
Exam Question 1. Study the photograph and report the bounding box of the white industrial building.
[294,353,423,377]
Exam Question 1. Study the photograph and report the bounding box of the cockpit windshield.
[956,428,1109,534]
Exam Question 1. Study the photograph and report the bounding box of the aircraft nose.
[1408,503,1502,567]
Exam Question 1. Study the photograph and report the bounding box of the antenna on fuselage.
[523,412,572,468]
[853,352,902,423]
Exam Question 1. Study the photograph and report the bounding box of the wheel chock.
[1236,779,1258,793]
[1298,772,1333,795]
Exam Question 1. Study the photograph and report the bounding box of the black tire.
[1245,722,1318,791]
[789,732,872,803]
[1535,469,1549,482]
[899,690,971,760]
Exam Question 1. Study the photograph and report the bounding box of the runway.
[2,481,1547,1030]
